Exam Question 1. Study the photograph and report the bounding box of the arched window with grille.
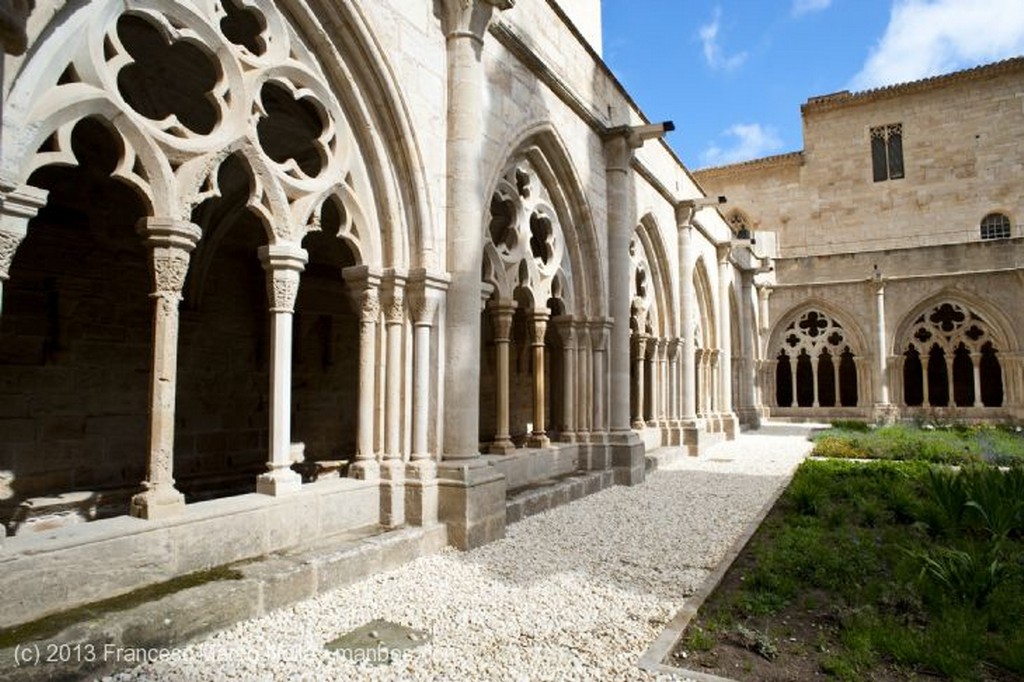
[899,301,1004,408]
[980,213,1011,240]
[772,310,858,408]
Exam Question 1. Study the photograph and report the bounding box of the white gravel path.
[106,423,817,682]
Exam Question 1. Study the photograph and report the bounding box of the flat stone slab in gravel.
[105,423,816,682]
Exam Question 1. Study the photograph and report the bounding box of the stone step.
[505,469,616,525]
[0,523,447,682]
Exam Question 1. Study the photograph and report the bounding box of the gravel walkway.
[106,423,817,682]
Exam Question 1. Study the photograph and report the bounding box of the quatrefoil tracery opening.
[220,0,267,56]
[115,14,221,136]
[256,81,328,177]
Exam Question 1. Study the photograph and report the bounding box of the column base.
[680,419,705,457]
[737,407,763,429]
[256,468,302,496]
[130,486,186,520]
[526,434,550,449]
[872,404,900,425]
[720,412,739,439]
[380,459,406,528]
[488,439,517,455]
[608,430,645,486]
[348,459,381,481]
[405,459,438,527]
[631,419,646,431]
[437,459,506,550]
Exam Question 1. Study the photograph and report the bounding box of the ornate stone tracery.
[2,0,379,257]
[483,157,569,309]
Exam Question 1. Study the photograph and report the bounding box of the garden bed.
[667,425,1024,681]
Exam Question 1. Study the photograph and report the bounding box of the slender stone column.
[923,359,932,407]
[405,272,446,527]
[675,208,698,423]
[872,276,891,406]
[255,244,307,496]
[646,339,660,426]
[659,339,670,428]
[632,333,647,429]
[378,273,407,527]
[945,356,956,408]
[789,354,799,408]
[381,274,407,461]
[408,271,448,461]
[576,320,592,440]
[0,185,47,317]
[833,356,841,407]
[716,243,736,429]
[971,352,983,408]
[344,266,383,480]
[128,219,201,519]
[811,356,821,408]
[441,0,513,464]
[554,316,577,441]
[757,285,772,360]
[590,319,611,437]
[487,300,517,454]
[527,310,550,448]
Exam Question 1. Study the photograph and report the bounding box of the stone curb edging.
[0,524,448,682]
[636,469,800,682]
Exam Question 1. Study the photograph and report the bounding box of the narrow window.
[980,213,1011,240]
[870,123,904,182]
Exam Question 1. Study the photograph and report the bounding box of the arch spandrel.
[4,0,415,267]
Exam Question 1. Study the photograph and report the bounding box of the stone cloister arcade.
[1,0,1020,633]
[0,0,441,532]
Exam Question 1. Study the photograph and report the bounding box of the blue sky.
[600,0,1024,169]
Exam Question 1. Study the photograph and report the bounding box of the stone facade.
[696,58,1024,423]
[0,0,763,625]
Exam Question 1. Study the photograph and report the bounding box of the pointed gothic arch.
[767,302,866,409]
[894,293,1013,409]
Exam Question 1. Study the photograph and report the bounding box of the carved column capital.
[590,318,612,351]
[442,0,514,41]
[407,269,449,327]
[0,230,22,281]
[487,299,517,340]
[382,274,406,326]
[528,310,549,345]
[258,243,307,314]
[667,338,682,360]
[138,219,202,297]
[716,242,733,265]
[343,264,384,321]
[674,202,697,229]
[552,314,577,348]
[0,184,48,280]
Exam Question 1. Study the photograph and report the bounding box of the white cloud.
[850,0,1024,90]
[792,0,832,16]
[701,123,784,166]
[698,7,748,71]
